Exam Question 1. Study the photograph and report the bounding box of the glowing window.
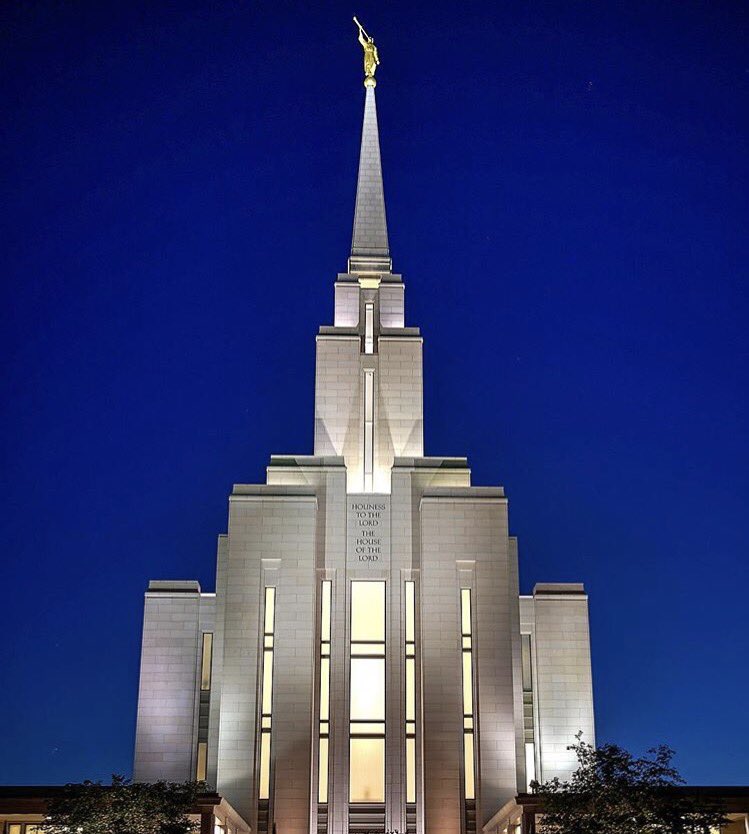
[351,581,385,643]
[461,588,472,635]
[318,580,332,804]
[262,650,274,715]
[350,737,385,802]
[521,633,533,691]
[351,641,385,655]
[318,736,329,804]
[363,370,374,492]
[405,581,415,643]
[258,587,276,801]
[350,721,387,735]
[405,659,415,722]
[364,302,374,354]
[196,741,207,781]
[406,736,416,803]
[461,588,476,801]
[259,731,271,801]
[349,581,386,803]
[320,657,330,721]
[463,732,475,800]
[521,633,537,791]
[264,587,276,634]
[200,632,213,691]
[462,652,474,711]
[405,580,417,803]
[525,741,536,791]
[350,658,385,720]
[321,580,331,641]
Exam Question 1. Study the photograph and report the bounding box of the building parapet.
[393,456,470,470]
[533,583,587,597]
[146,580,202,595]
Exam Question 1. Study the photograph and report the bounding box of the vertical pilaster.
[325,471,349,834]
[420,502,464,834]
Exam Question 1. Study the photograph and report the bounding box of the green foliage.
[45,775,201,834]
[533,736,727,834]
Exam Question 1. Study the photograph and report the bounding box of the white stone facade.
[133,78,595,834]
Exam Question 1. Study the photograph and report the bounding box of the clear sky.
[1,0,747,787]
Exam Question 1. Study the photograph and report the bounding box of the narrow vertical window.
[363,370,374,493]
[521,633,537,791]
[349,581,386,803]
[200,632,213,691]
[196,631,213,779]
[460,588,476,801]
[405,581,417,804]
[364,302,374,354]
[318,580,332,804]
[259,587,276,801]
[196,741,208,781]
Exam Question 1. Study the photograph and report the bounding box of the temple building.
[131,31,596,834]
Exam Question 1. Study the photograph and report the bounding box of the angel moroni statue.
[354,17,380,87]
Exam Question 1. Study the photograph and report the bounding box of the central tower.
[315,24,422,496]
[133,24,596,834]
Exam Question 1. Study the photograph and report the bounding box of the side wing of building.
[519,585,596,785]
[133,580,216,782]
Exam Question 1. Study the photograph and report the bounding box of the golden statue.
[354,17,380,87]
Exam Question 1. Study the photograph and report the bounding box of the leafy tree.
[45,775,200,834]
[533,736,727,834]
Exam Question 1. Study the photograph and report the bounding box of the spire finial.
[354,17,380,88]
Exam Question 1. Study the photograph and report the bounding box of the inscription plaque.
[347,494,390,565]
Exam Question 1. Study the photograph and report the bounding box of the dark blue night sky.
[1,0,747,786]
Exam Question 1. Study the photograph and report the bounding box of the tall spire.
[349,19,391,274]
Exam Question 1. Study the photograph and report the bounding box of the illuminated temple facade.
[133,66,595,834]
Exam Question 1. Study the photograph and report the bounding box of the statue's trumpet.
[353,16,371,40]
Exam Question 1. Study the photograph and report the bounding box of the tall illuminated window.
[521,633,537,791]
[196,741,208,782]
[349,580,386,803]
[200,632,213,690]
[196,631,213,780]
[364,302,374,354]
[363,370,374,493]
[460,588,476,801]
[318,580,332,804]
[259,587,276,801]
[405,581,417,804]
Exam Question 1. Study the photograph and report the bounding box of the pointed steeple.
[349,24,391,274]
